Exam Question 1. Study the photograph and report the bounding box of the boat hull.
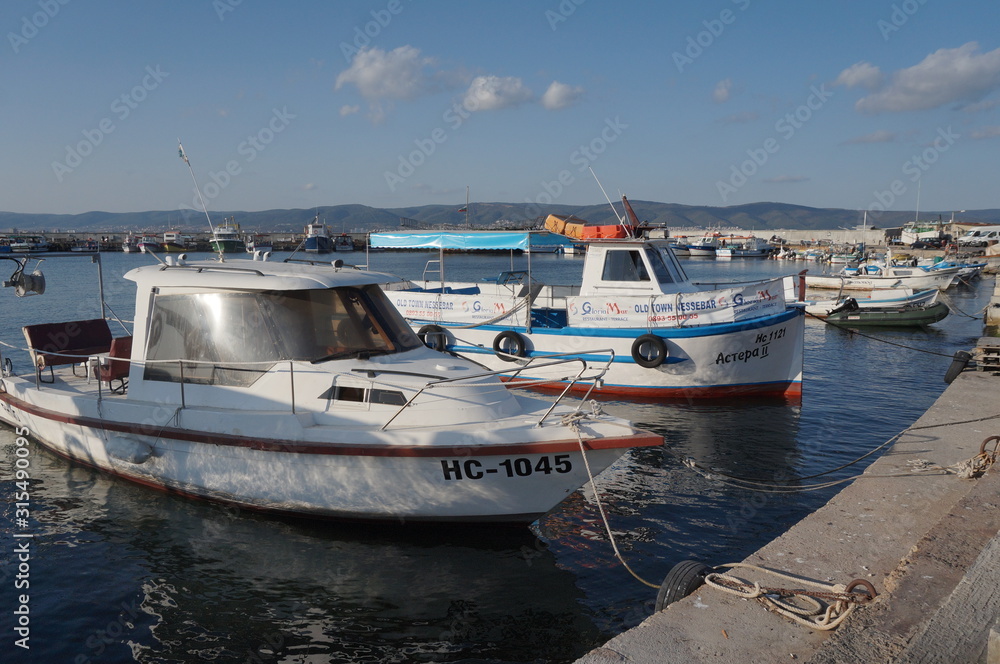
[209,239,246,254]
[823,301,949,327]
[0,377,652,523]
[404,309,804,399]
[305,236,333,253]
[804,270,957,291]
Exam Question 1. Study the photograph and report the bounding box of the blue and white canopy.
[369,230,574,251]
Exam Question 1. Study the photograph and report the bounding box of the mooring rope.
[703,563,876,630]
[562,405,659,589]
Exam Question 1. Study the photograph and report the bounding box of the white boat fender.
[492,331,526,361]
[631,334,668,368]
[417,324,448,352]
[104,436,154,464]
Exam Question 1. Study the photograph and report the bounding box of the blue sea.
[0,250,991,663]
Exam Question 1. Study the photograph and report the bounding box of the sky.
[2,0,999,220]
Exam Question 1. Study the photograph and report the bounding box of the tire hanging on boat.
[492,330,526,361]
[631,333,667,368]
[417,324,448,352]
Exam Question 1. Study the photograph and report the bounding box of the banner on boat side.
[565,279,787,328]
[385,292,529,326]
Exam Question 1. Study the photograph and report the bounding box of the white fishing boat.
[714,236,774,258]
[0,253,659,523]
[803,264,959,291]
[372,231,805,400]
[685,234,720,256]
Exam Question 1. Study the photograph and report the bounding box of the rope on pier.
[703,563,876,630]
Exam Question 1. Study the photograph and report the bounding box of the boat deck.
[12,363,131,400]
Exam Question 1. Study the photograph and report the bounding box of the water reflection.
[0,432,603,663]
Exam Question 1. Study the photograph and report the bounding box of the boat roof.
[369,230,575,251]
[125,258,397,291]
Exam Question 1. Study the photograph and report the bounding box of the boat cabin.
[125,259,423,407]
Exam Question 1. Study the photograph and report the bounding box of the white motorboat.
[0,253,659,523]
[715,236,774,258]
[372,231,805,400]
[803,264,959,291]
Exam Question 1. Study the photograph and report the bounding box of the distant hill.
[2,202,999,233]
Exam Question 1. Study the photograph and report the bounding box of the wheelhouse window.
[649,245,689,285]
[601,250,650,282]
[144,285,422,386]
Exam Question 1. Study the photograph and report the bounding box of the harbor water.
[0,250,991,663]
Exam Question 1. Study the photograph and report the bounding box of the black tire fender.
[631,333,668,368]
[417,324,448,352]
[492,330,526,361]
[655,560,711,612]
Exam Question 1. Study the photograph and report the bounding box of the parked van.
[957,226,1000,247]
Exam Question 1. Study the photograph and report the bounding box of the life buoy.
[417,324,448,352]
[631,334,667,368]
[492,330,526,361]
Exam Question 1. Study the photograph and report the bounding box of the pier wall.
[576,275,1000,663]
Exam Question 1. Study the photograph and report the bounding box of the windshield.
[144,285,422,386]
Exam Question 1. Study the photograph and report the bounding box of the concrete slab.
[576,369,1000,664]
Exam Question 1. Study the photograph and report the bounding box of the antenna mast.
[177,140,216,235]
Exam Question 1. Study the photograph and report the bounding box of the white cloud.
[339,104,360,117]
[970,125,1000,140]
[541,81,584,110]
[462,75,533,111]
[844,129,896,144]
[335,46,436,102]
[854,42,1000,113]
[834,62,883,91]
[712,78,733,103]
[962,99,1000,113]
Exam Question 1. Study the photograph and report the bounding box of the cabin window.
[650,245,689,285]
[143,285,422,386]
[601,250,650,282]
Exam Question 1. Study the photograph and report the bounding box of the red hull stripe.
[0,391,662,457]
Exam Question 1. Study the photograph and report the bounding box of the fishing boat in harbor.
[121,233,140,253]
[0,252,659,523]
[371,230,805,400]
[137,234,161,253]
[162,231,189,253]
[334,233,355,252]
[209,217,246,254]
[715,236,774,258]
[796,287,940,318]
[304,217,333,254]
[804,263,959,291]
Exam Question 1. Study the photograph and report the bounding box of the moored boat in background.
[373,230,805,400]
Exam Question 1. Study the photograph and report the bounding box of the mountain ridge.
[2,201,997,233]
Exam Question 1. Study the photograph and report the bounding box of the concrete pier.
[577,279,1000,663]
